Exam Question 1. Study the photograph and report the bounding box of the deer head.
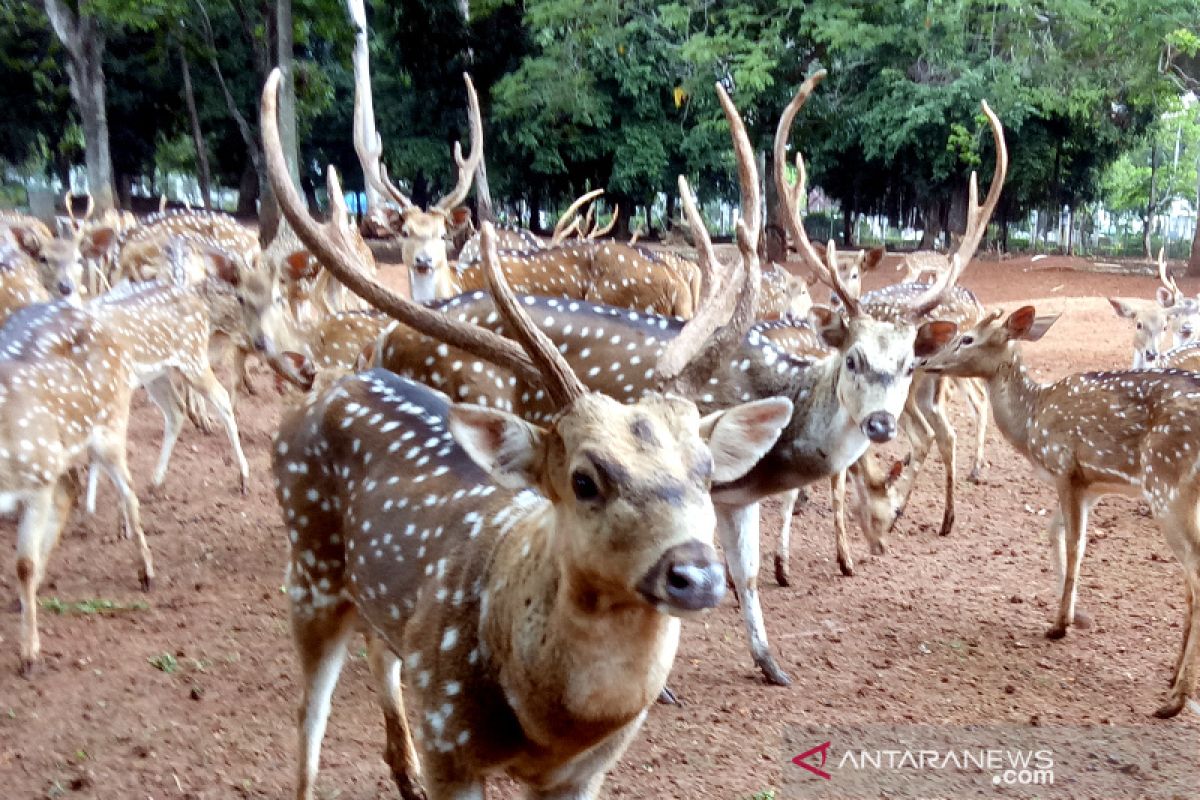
[355,73,483,304]
[774,72,1005,444]
[921,306,1060,378]
[1108,251,1198,367]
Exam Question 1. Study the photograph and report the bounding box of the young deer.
[1108,252,1199,369]
[355,73,484,304]
[923,305,1200,719]
[0,232,51,325]
[1,303,149,675]
[114,207,260,285]
[268,69,793,798]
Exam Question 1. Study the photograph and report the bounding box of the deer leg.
[774,489,799,587]
[235,347,256,402]
[145,375,186,489]
[186,366,250,494]
[293,605,355,800]
[717,502,789,685]
[91,425,152,591]
[965,379,989,483]
[1152,489,1200,718]
[84,463,100,516]
[831,471,854,576]
[1046,483,1090,639]
[15,487,53,675]
[366,634,427,800]
[919,378,958,537]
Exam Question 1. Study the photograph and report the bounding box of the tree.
[347,0,381,208]
[43,0,116,209]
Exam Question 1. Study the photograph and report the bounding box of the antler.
[1158,247,1181,303]
[585,204,619,240]
[908,101,1007,317]
[550,188,604,245]
[771,70,866,315]
[480,223,586,407]
[264,69,542,389]
[353,83,414,213]
[656,82,762,389]
[434,74,484,212]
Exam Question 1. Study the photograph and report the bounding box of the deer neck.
[483,508,675,751]
[987,352,1046,459]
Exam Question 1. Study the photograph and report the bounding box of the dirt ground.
[3,253,1200,799]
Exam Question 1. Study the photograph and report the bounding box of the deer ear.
[10,226,43,257]
[449,405,545,490]
[1156,286,1177,308]
[1004,306,1056,341]
[80,227,117,259]
[913,321,958,358]
[1107,298,1136,319]
[863,246,886,272]
[206,251,240,286]
[810,306,848,349]
[354,340,377,371]
[450,206,472,226]
[284,250,319,281]
[699,397,792,484]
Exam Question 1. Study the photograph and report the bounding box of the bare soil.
[2,255,1200,799]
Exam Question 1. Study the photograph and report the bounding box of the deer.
[1,302,150,676]
[82,242,250,498]
[895,233,963,283]
[759,263,814,320]
[355,73,485,304]
[113,207,260,285]
[263,215,376,325]
[1108,251,1199,369]
[0,232,51,325]
[276,68,973,686]
[921,304,1200,719]
[2,197,107,302]
[265,70,794,799]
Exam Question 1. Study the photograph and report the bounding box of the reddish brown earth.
[3,255,1200,799]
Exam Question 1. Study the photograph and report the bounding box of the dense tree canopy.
[1,0,1197,259]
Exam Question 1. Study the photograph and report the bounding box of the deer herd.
[0,64,1197,799]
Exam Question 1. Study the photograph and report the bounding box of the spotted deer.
[1108,252,1199,369]
[896,233,962,283]
[355,73,484,304]
[65,192,127,296]
[263,215,375,325]
[922,305,1200,718]
[1,303,149,675]
[268,67,794,800]
[83,252,250,496]
[759,263,814,320]
[114,208,260,285]
[2,197,106,301]
[0,232,51,325]
[278,69,971,686]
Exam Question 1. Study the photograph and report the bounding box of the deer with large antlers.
[922,305,1200,719]
[275,69,978,685]
[1,302,149,675]
[265,69,793,800]
[355,73,485,304]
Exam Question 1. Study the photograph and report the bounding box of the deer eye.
[959,335,974,347]
[571,471,600,502]
[845,354,857,372]
[1136,322,1143,330]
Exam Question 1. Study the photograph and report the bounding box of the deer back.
[87,281,211,377]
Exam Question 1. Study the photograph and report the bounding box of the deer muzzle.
[861,411,897,444]
[637,540,725,615]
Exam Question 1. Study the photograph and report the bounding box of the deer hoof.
[139,572,154,593]
[18,656,40,679]
[869,540,887,556]
[1153,696,1186,719]
[1044,624,1068,640]
[657,686,681,706]
[773,555,791,588]
[757,654,792,687]
[239,476,250,496]
[968,466,985,484]
[939,511,955,537]
[837,556,855,577]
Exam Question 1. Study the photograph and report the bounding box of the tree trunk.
[1144,141,1159,260]
[1188,152,1200,276]
[43,0,116,211]
[762,150,787,263]
[276,0,299,189]
[1065,204,1075,256]
[179,45,213,209]
[347,0,382,209]
[918,199,943,249]
[456,0,494,223]
[237,160,259,217]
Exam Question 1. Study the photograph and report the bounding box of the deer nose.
[637,541,725,614]
[861,411,896,443]
[56,281,74,297]
[1144,350,1158,363]
[253,335,269,353]
[412,254,434,274]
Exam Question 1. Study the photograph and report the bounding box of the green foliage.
[40,597,150,615]
[148,653,179,673]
